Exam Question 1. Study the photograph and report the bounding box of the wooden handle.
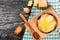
[20,13,40,40]
[20,13,28,24]
[20,13,34,32]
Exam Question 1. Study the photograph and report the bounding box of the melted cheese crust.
[38,14,56,32]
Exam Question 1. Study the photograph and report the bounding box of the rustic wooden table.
[0,0,29,40]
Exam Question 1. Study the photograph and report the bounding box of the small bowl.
[37,13,57,34]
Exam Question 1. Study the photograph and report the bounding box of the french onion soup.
[37,13,57,33]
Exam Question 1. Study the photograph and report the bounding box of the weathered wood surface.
[0,0,29,40]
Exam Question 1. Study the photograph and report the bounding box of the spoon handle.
[20,13,34,32]
[20,13,40,40]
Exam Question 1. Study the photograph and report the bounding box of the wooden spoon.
[20,14,41,40]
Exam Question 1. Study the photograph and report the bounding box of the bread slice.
[33,0,39,7]
[33,0,47,8]
[14,26,22,36]
[38,0,47,7]
[27,0,33,6]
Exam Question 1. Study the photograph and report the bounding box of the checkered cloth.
[23,0,60,40]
